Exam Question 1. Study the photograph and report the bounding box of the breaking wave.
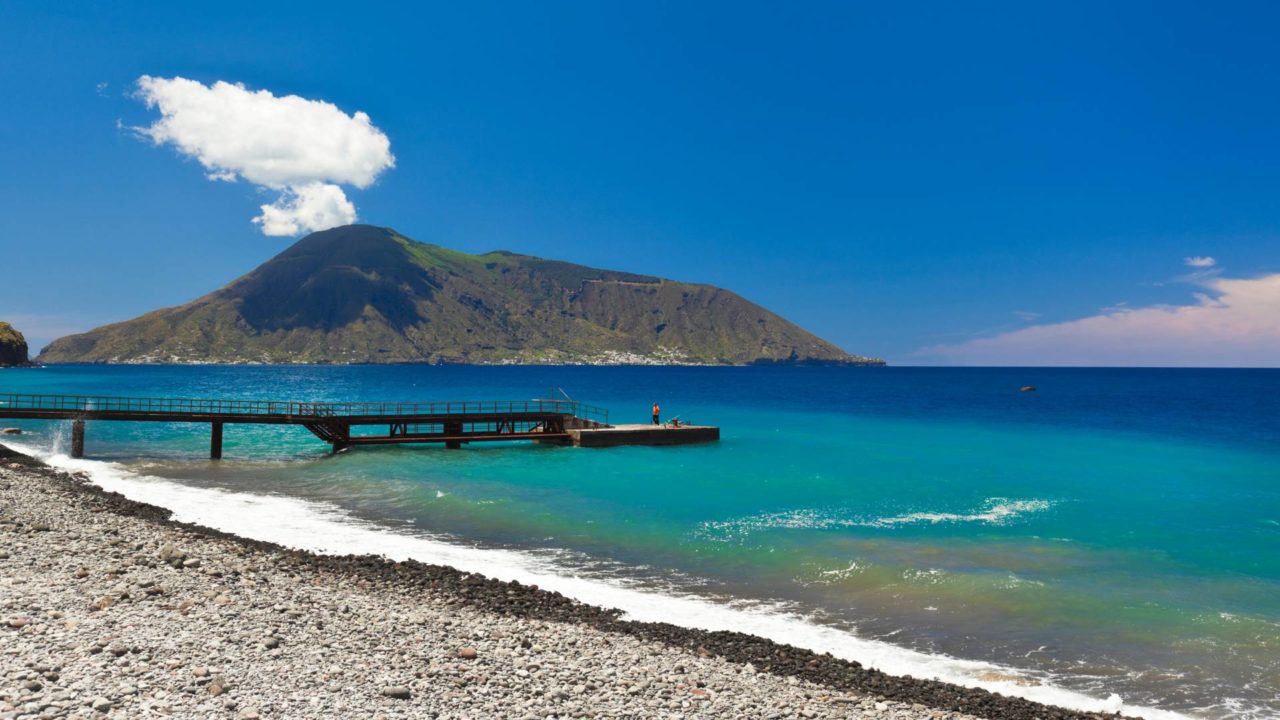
[698,497,1054,540]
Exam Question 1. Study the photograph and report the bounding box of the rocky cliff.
[0,322,30,366]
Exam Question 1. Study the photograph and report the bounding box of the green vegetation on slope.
[0,322,30,366]
[37,225,883,366]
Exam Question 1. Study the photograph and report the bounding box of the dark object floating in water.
[1020,386,1037,392]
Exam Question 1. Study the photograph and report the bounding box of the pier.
[0,393,717,458]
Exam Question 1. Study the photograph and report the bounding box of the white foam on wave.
[819,560,868,581]
[868,499,1052,528]
[795,559,870,588]
[698,497,1054,540]
[8,440,1189,720]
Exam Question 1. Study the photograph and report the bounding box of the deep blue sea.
[2,365,1277,718]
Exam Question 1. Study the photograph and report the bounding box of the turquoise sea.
[2,365,1277,718]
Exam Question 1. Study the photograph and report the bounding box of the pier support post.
[211,422,223,460]
[444,421,463,450]
[331,424,350,454]
[70,420,85,459]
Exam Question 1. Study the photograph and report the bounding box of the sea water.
[2,365,1276,719]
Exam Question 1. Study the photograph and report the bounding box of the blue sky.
[1,2,1278,365]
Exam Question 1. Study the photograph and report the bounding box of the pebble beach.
[0,444,1124,720]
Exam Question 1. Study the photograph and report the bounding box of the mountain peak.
[275,223,400,257]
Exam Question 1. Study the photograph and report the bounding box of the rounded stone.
[381,686,411,699]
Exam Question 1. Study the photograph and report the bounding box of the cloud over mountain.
[919,272,1280,367]
[132,76,394,235]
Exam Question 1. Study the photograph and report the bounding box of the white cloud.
[132,76,394,235]
[918,273,1280,367]
[1184,256,1217,268]
[253,182,357,237]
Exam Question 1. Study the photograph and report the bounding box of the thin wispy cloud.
[131,76,395,236]
[918,270,1280,367]
[1184,256,1217,268]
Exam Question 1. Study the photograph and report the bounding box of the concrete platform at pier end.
[567,424,720,447]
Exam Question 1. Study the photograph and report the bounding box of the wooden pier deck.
[0,393,618,458]
[567,423,720,447]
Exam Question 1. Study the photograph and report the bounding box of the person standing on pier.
[652,402,661,425]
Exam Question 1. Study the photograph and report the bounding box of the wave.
[698,497,1053,540]
[818,560,869,582]
[6,438,1188,720]
[868,498,1052,527]
[794,559,870,587]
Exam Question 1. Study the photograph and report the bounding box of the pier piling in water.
[444,421,463,449]
[211,421,223,460]
[70,420,85,459]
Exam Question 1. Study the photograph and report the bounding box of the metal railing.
[0,392,609,426]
